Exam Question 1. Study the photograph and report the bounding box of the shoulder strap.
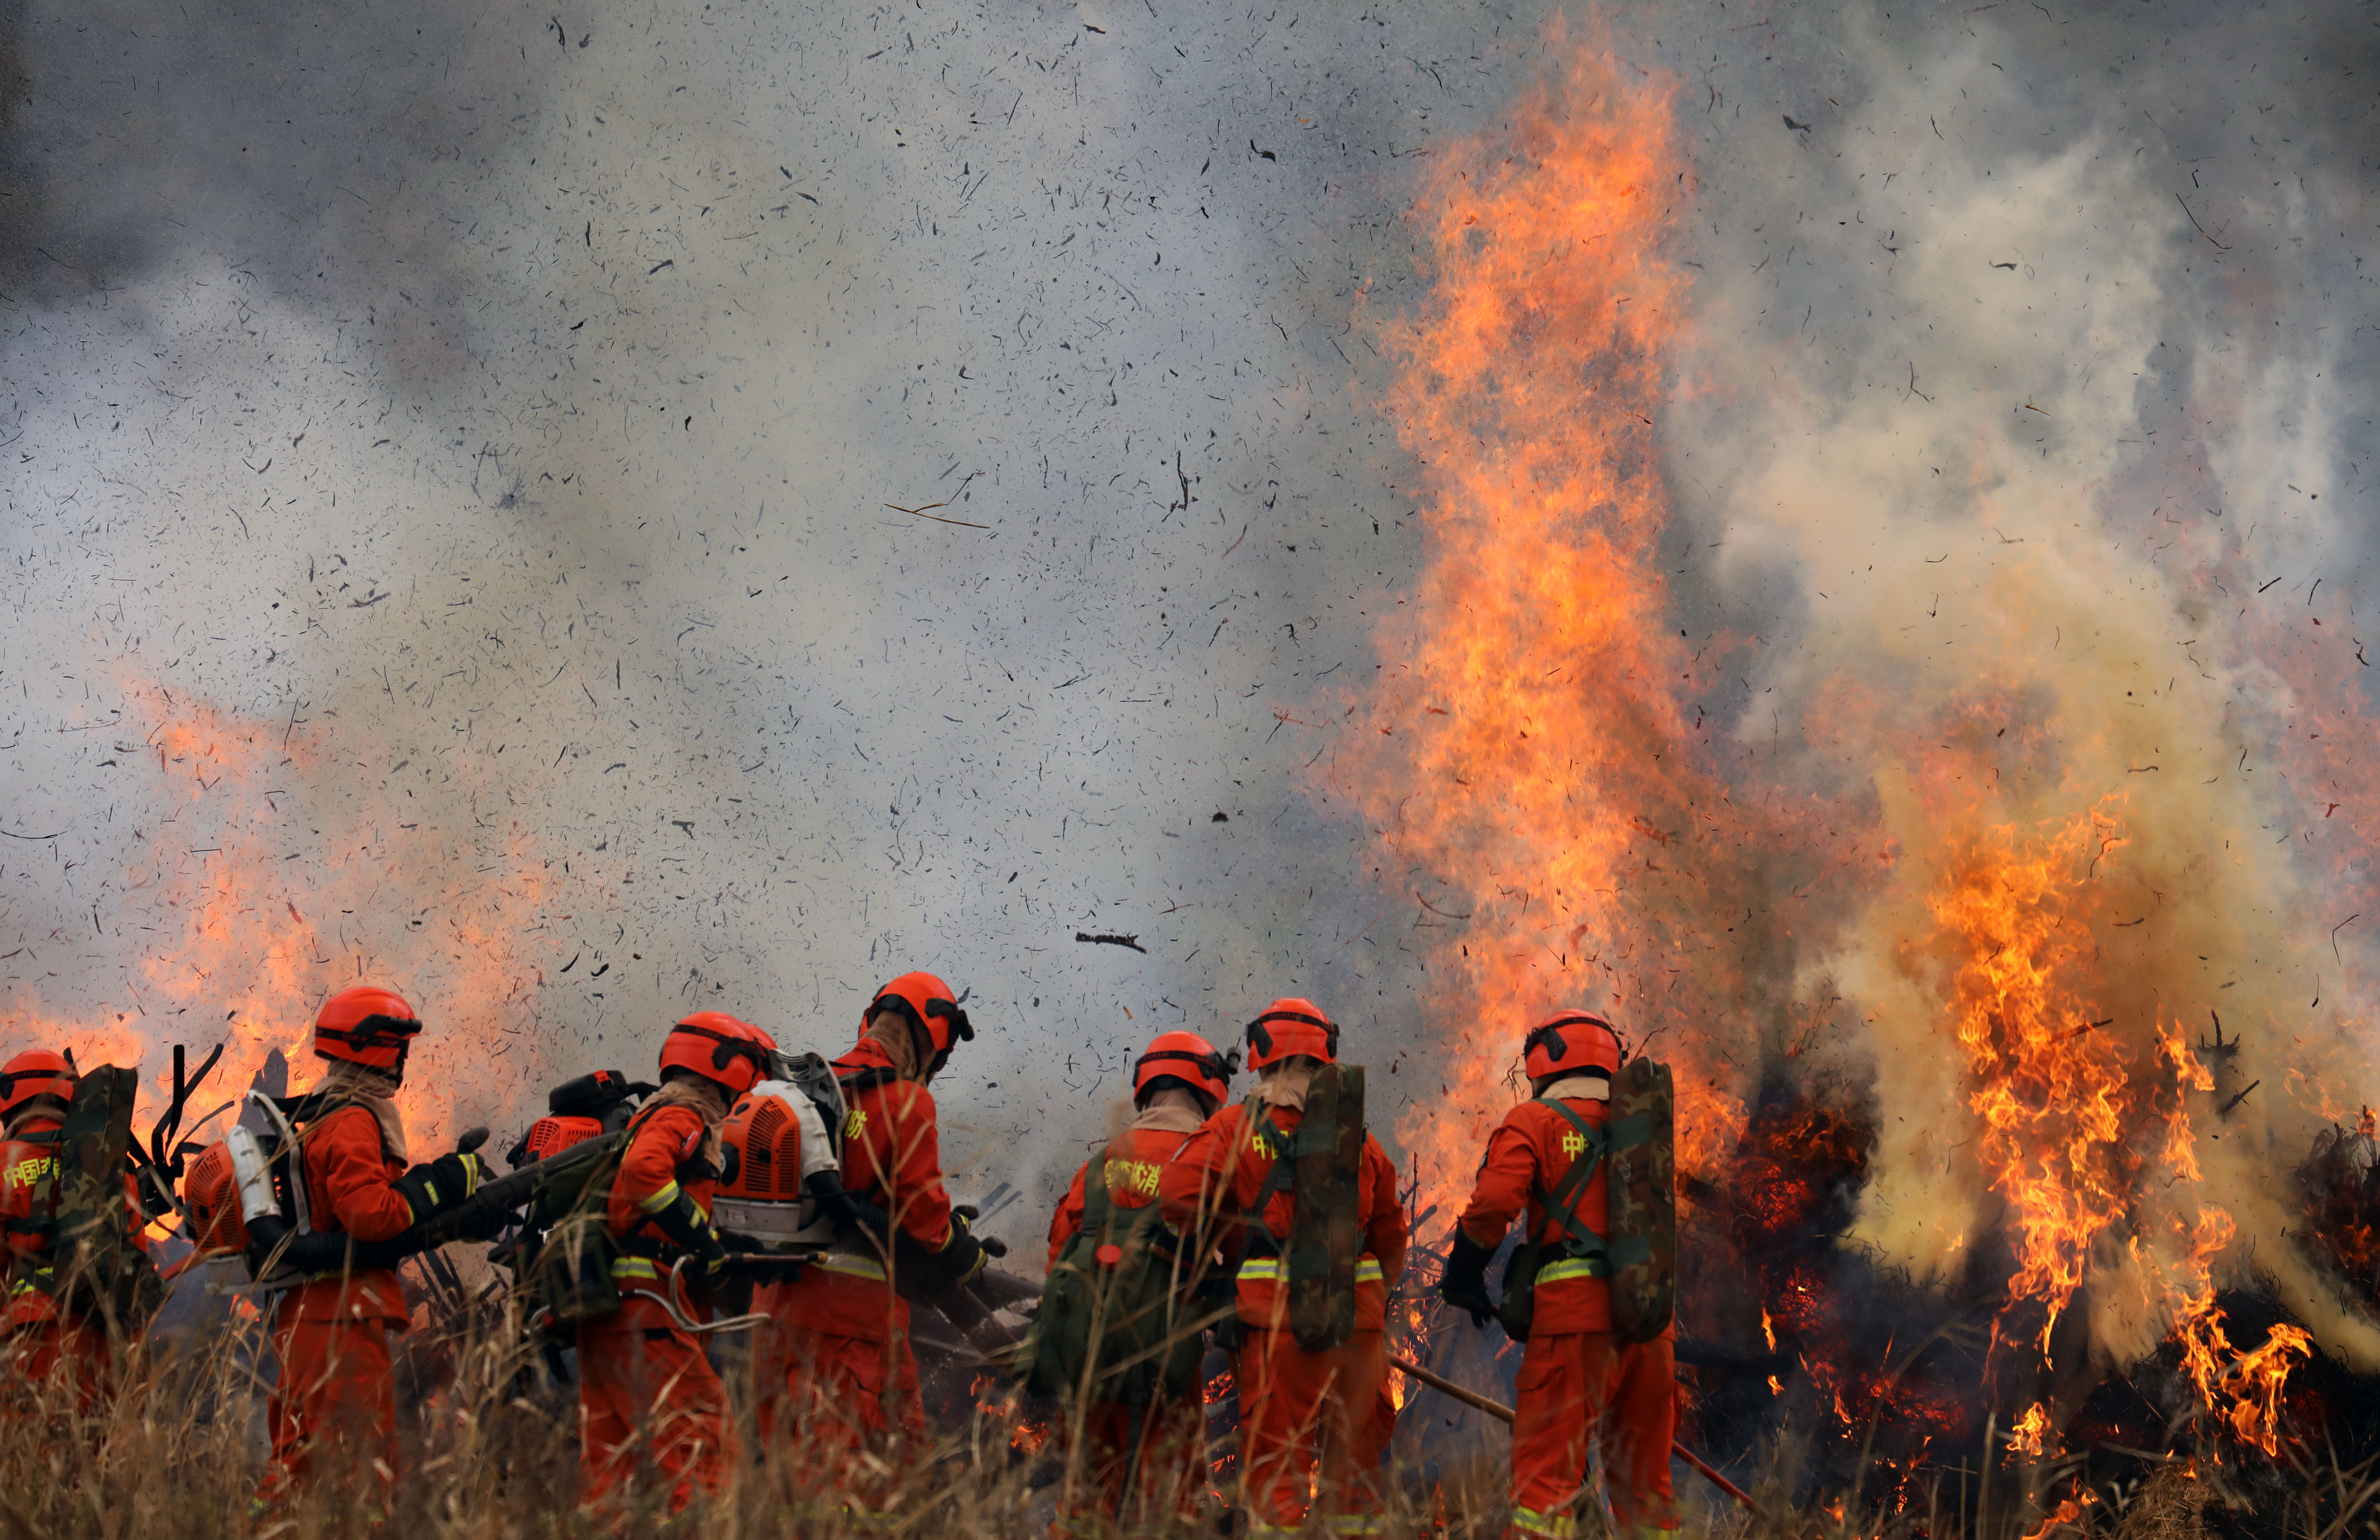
[1081,1149,1113,1240]
[1231,1098,1294,1264]
[836,1065,901,1096]
[1531,1098,1610,1258]
[567,1109,648,1236]
[15,1137,60,1244]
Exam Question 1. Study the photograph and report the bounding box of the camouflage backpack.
[23,1066,167,1334]
[1497,1055,1674,1344]
[1022,1144,1207,1406]
[1235,1063,1368,1352]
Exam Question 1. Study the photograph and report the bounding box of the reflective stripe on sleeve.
[1236,1256,1387,1284]
[636,1179,681,1215]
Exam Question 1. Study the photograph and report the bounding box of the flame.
[4,680,569,1152]
[2175,1298,2314,1458]
[1334,18,1813,1226]
[968,1374,1053,1453]
[1760,1308,1776,1353]
[2006,1401,2050,1458]
[2019,1487,2098,1540]
[1927,801,2140,1348]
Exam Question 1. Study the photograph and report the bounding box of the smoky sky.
[4,0,2378,1230]
[0,0,531,308]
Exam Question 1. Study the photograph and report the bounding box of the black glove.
[953,1205,1009,1261]
[646,1188,728,1274]
[1439,1229,1498,1330]
[934,1215,989,1287]
[805,1171,889,1243]
[394,1152,487,1224]
[451,1199,514,1244]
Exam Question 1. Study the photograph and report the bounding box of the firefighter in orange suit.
[1045,1031,1239,1528]
[266,985,485,1500]
[754,972,999,1474]
[1439,1010,1677,1539]
[0,1049,143,1410]
[575,1012,766,1511]
[1159,998,1407,1539]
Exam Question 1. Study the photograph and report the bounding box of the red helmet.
[866,972,973,1075]
[1524,1010,1622,1082]
[313,985,423,1073]
[661,1012,778,1098]
[0,1049,75,1119]
[1244,997,1337,1071]
[1133,1031,1239,1109]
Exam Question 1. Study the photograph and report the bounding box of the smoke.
[0,0,1504,1196]
[1661,1,2380,1366]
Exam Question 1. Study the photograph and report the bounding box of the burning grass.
[11,1279,2367,1540]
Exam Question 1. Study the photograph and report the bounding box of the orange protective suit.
[1046,1122,1209,1527]
[753,1038,954,1467]
[1457,1092,1677,1538]
[266,1102,413,1500]
[576,1098,738,1512]
[1159,1098,1407,1539]
[0,1113,142,1411]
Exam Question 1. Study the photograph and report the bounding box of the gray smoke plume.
[0,0,1506,1207]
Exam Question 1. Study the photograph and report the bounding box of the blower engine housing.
[712,1053,846,1247]
[183,1140,247,1255]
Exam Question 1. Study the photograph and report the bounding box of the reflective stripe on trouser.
[1507,1332,1678,1537]
[576,1292,737,1514]
[1236,1325,1393,1531]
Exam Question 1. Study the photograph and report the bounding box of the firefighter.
[754,972,997,1479]
[1438,1010,1677,1539]
[574,1012,766,1512]
[1158,998,1407,1540]
[0,1048,142,1411]
[1044,1030,1238,1529]
[265,985,484,1501]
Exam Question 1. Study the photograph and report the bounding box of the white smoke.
[1665,7,2380,1365]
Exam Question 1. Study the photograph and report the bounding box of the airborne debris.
[1075,932,1146,952]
